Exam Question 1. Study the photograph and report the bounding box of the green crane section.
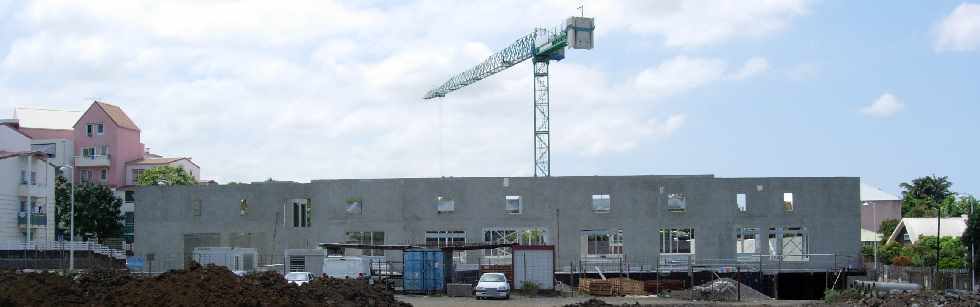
[424,17,594,177]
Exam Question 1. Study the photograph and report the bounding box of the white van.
[322,256,372,279]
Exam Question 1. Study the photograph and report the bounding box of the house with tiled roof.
[69,101,200,246]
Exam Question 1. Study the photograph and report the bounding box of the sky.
[0,1,977,196]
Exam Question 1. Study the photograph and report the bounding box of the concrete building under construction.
[133,175,860,273]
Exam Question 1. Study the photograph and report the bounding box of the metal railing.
[0,240,126,260]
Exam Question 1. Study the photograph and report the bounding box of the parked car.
[322,256,372,279]
[474,273,510,300]
[285,272,314,286]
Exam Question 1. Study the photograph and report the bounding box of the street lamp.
[58,164,75,272]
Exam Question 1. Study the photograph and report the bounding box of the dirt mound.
[833,290,980,307]
[0,263,411,307]
[564,299,619,307]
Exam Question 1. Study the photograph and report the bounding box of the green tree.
[915,236,967,269]
[899,175,955,217]
[878,219,900,244]
[136,165,195,186]
[959,195,980,264]
[55,178,124,242]
[879,242,904,265]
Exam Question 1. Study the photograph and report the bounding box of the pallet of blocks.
[588,280,616,296]
[577,278,593,293]
[609,278,645,295]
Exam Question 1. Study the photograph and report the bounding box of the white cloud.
[861,93,905,118]
[935,3,980,52]
[0,1,803,182]
[591,0,809,48]
[730,57,769,80]
[635,56,727,97]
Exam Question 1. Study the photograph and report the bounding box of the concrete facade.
[134,175,860,272]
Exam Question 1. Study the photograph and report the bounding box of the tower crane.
[424,16,595,177]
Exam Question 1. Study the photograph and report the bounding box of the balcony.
[17,212,48,227]
[75,154,111,167]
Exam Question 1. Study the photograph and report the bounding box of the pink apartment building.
[72,101,146,187]
[71,101,200,188]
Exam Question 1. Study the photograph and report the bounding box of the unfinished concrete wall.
[133,175,860,272]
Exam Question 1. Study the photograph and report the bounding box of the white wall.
[0,125,30,241]
[0,125,30,152]
[125,159,200,186]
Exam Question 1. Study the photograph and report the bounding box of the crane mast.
[425,17,594,177]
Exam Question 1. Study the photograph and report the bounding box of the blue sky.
[0,1,977,196]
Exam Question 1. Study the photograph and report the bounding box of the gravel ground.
[396,294,820,307]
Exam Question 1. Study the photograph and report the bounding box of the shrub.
[520,281,540,296]
[891,255,913,266]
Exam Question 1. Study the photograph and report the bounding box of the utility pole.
[936,205,941,290]
[971,199,976,292]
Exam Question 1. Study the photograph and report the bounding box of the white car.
[474,273,510,300]
[285,272,314,286]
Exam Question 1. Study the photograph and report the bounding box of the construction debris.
[0,263,411,307]
[690,278,770,302]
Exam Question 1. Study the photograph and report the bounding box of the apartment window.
[736,193,747,212]
[20,170,27,185]
[80,170,91,183]
[768,226,808,261]
[132,169,145,182]
[98,144,109,156]
[783,193,794,212]
[436,196,454,213]
[192,200,202,216]
[591,194,610,213]
[736,227,758,261]
[426,231,467,263]
[505,195,522,214]
[290,199,311,227]
[288,256,305,272]
[659,228,695,254]
[345,231,385,256]
[582,229,624,257]
[86,124,94,137]
[667,193,687,212]
[345,197,362,215]
[125,191,135,202]
[81,147,95,158]
[96,123,104,135]
[100,169,108,181]
[240,199,248,216]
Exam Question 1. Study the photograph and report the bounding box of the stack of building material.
[588,280,615,296]
[578,278,645,296]
[577,278,593,293]
[609,278,645,295]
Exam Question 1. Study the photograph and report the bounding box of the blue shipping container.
[403,249,445,293]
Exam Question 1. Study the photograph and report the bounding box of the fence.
[0,240,126,260]
[868,264,972,291]
[564,254,860,300]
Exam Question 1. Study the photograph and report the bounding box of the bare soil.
[0,262,411,307]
